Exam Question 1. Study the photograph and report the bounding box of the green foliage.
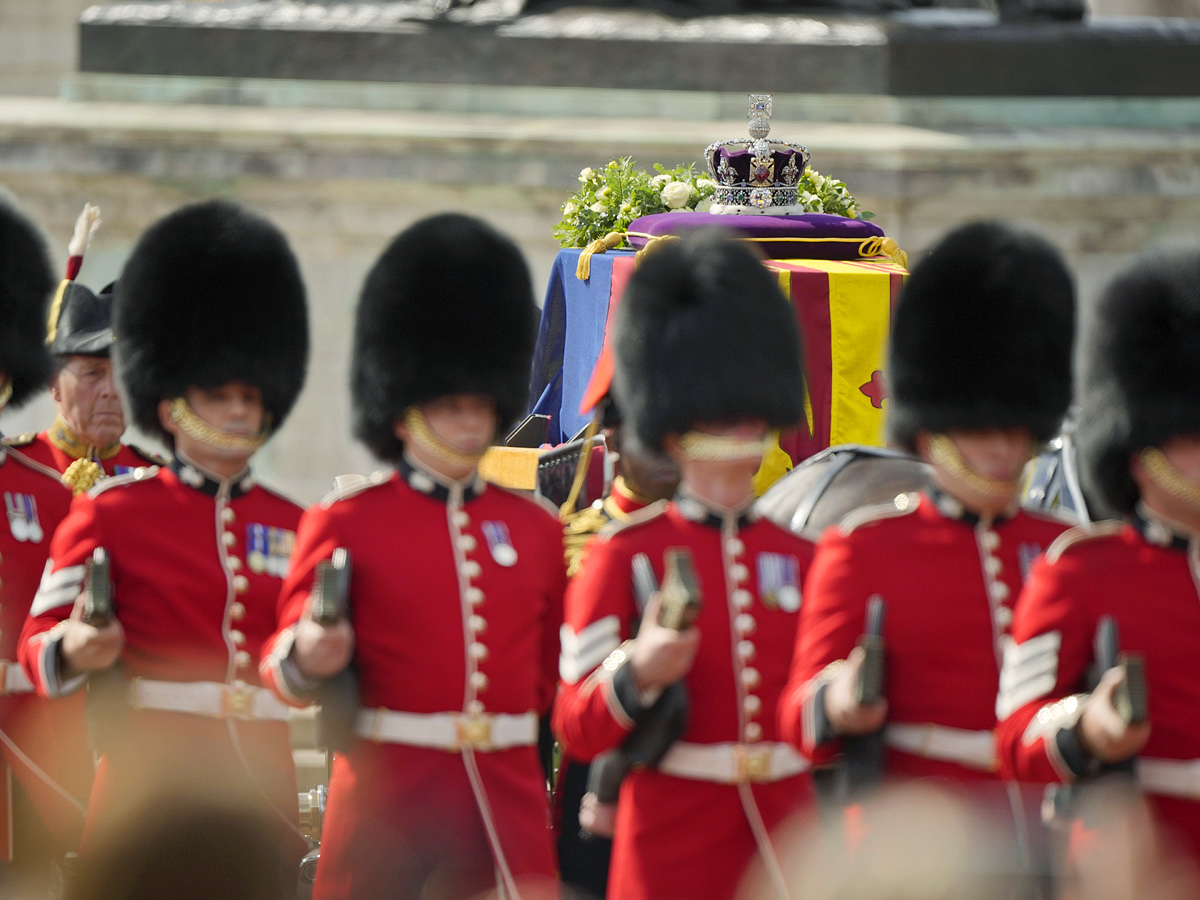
[553,157,872,249]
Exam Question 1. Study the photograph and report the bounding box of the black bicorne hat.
[47,280,115,357]
[611,230,806,453]
[886,221,1075,453]
[114,200,309,443]
[352,213,536,462]
[0,198,55,409]
[1077,246,1200,518]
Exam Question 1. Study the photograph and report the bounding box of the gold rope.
[559,416,601,520]
[403,406,488,468]
[678,431,769,462]
[1141,447,1200,507]
[61,457,104,495]
[576,232,626,281]
[928,434,1023,501]
[169,397,269,454]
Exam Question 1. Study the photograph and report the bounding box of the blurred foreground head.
[67,794,290,900]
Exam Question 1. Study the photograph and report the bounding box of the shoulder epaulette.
[253,480,304,510]
[88,466,161,497]
[594,499,670,541]
[492,483,561,519]
[2,432,37,448]
[1045,520,1126,565]
[562,504,609,578]
[321,471,390,507]
[2,445,67,483]
[838,491,921,536]
[127,443,169,466]
[1019,505,1079,528]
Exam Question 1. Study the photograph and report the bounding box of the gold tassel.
[858,236,908,270]
[576,232,626,281]
[62,457,103,495]
[633,234,680,267]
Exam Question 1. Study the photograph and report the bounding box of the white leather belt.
[354,708,538,752]
[657,741,809,785]
[129,678,290,722]
[885,723,997,772]
[0,661,33,696]
[1138,757,1200,799]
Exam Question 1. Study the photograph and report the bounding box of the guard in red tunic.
[553,233,815,900]
[0,199,91,893]
[18,200,310,875]
[779,223,1074,805]
[261,214,564,900]
[6,205,162,493]
[995,247,1200,864]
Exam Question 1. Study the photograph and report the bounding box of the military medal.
[482,521,518,567]
[247,523,268,574]
[756,552,801,612]
[4,492,42,544]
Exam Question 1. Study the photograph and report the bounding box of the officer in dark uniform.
[0,198,93,896]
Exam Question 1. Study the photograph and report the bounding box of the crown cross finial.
[748,94,772,140]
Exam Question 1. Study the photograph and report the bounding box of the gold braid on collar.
[169,398,269,454]
[49,416,122,461]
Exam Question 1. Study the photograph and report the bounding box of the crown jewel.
[706,94,811,215]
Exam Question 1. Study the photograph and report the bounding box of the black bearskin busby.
[114,200,309,443]
[887,221,1075,453]
[612,231,806,452]
[48,280,115,357]
[0,198,55,408]
[352,213,536,462]
[1077,247,1200,518]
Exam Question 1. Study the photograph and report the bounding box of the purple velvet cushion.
[626,212,885,260]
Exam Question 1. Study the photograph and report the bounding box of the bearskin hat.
[1076,247,1200,518]
[352,213,536,462]
[48,280,114,357]
[887,221,1075,453]
[0,198,55,408]
[612,231,806,452]
[114,200,309,443]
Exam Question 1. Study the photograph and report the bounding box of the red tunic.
[12,429,162,481]
[261,459,566,900]
[554,494,815,900]
[995,514,1200,861]
[781,491,1069,783]
[0,445,89,858]
[18,456,302,849]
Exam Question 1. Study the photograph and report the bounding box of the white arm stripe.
[30,563,85,617]
[559,616,621,685]
[996,631,1062,721]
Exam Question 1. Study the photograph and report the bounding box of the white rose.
[696,178,716,189]
[579,167,594,182]
[694,197,713,213]
[669,208,690,214]
[563,202,577,216]
[589,202,605,213]
[650,173,670,186]
[661,182,692,209]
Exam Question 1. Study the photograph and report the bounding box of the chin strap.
[927,433,1023,501]
[1141,447,1200,508]
[678,431,769,463]
[169,397,269,455]
[403,407,488,469]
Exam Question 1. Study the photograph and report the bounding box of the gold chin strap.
[403,407,488,468]
[677,431,769,462]
[1141,447,1200,507]
[169,397,269,454]
[0,378,11,412]
[927,433,1023,501]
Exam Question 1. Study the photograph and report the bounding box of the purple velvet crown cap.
[625,212,885,261]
